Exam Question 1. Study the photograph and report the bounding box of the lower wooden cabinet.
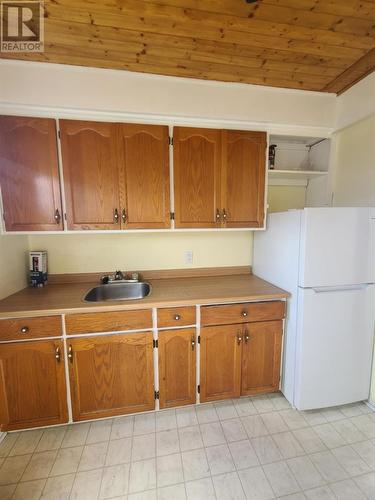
[200,321,283,402]
[241,321,283,396]
[68,332,155,421]
[200,324,242,402]
[0,340,68,431]
[158,328,196,408]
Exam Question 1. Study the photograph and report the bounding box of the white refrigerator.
[253,208,375,410]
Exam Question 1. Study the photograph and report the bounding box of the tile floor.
[1,394,375,499]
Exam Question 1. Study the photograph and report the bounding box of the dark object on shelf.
[268,144,277,170]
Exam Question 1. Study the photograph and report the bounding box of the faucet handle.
[101,275,110,284]
[114,270,124,280]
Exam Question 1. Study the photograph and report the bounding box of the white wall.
[336,72,375,131]
[0,235,28,300]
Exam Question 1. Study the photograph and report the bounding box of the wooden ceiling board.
[1,0,375,93]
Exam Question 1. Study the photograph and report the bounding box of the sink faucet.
[114,270,124,281]
[100,270,140,284]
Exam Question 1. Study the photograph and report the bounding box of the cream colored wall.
[0,235,28,300]
[333,114,375,207]
[28,232,253,274]
[267,186,306,213]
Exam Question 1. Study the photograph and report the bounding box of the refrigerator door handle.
[311,284,372,293]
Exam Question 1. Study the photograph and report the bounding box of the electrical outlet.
[184,250,193,264]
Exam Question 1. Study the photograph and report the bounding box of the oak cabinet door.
[200,325,241,402]
[60,120,122,230]
[174,127,221,228]
[222,130,266,228]
[241,321,282,396]
[158,328,196,409]
[0,340,68,431]
[118,124,170,229]
[0,116,63,231]
[68,333,155,421]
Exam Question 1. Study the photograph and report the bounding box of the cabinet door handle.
[174,314,181,321]
[222,208,227,221]
[122,209,127,223]
[191,338,196,351]
[55,346,61,362]
[237,333,242,344]
[20,326,29,334]
[68,345,73,362]
[244,329,250,343]
[54,209,61,224]
[241,311,248,317]
[114,208,119,223]
[216,209,221,222]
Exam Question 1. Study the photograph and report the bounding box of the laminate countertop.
[0,274,289,318]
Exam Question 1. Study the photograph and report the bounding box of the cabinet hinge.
[153,339,158,348]
[170,212,175,220]
[197,385,200,394]
[154,390,160,400]
[64,213,67,221]
[58,130,61,139]
[198,335,200,344]
[169,136,174,146]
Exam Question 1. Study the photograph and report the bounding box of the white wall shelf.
[268,169,328,181]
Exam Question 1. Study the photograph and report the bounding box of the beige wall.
[28,232,253,274]
[268,186,306,213]
[0,235,28,300]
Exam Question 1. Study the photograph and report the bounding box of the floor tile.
[132,433,156,461]
[50,446,83,476]
[279,410,308,431]
[320,407,346,423]
[41,473,75,500]
[221,418,247,442]
[61,423,90,448]
[232,398,257,417]
[331,445,371,476]
[70,468,103,500]
[179,426,204,452]
[313,423,347,449]
[9,430,43,456]
[176,407,198,428]
[354,471,375,498]
[309,450,348,482]
[0,454,31,485]
[156,409,177,431]
[36,427,67,452]
[196,404,219,424]
[206,444,235,475]
[128,458,156,493]
[340,403,367,418]
[304,485,335,499]
[13,478,46,500]
[78,441,108,471]
[0,434,19,458]
[0,484,17,500]
[287,456,325,490]
[241,415,268,438]
[157,453,184,487]
[279,494,306,500]
[158,482,186,500]
[251,435,282,464]
[133,413,155,436]
[261,412,288,434]
[272,432,305,459]
[156,429,180,456]
[111,415,134,440]
[213,471,246,500]
[301,411,328,427]
[263,461,300,497]
[329,478,366,499]
[200,422,226,447]
[181,449,210,481]
[238,466,275,499]
[228,439,259,470]
[128,489,156,500]
[21,449,57,481]
[332,419,366,445]
[267,393,291,411]
[350,415,375,439]
[292,428,326,454]
[215,401,238,421]
[185,477,216,500]
[99,463,130,499]
[86,419,113,444]
[351,439,375,468]
[106,437,132,466]
[251,395,276,414]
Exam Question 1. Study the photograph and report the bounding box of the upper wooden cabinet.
[173,127,221,228]
[174,127,266,228]
[118,124,170,229]
[0,116,63,231]
[60,120,122,230]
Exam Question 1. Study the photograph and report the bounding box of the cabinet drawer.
[201,301,285,326]
[158,307,196,328]
[66,310,152,335]
[0,316,62,341]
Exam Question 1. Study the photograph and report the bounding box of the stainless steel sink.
[84,282,151,302]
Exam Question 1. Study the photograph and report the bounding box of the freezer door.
[294,284,375,410]
[298,208,375,287]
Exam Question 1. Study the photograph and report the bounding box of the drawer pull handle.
[191,338,195,351]
[54,209,61,224]
[237,334,242,345]
[55,347,61,362]
[68,345,73,362]
[245,329,250,343]
[174,314,181,321]
[20,326,29,334]
[241,311,248,317]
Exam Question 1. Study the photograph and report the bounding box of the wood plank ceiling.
[2,0,375,93]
